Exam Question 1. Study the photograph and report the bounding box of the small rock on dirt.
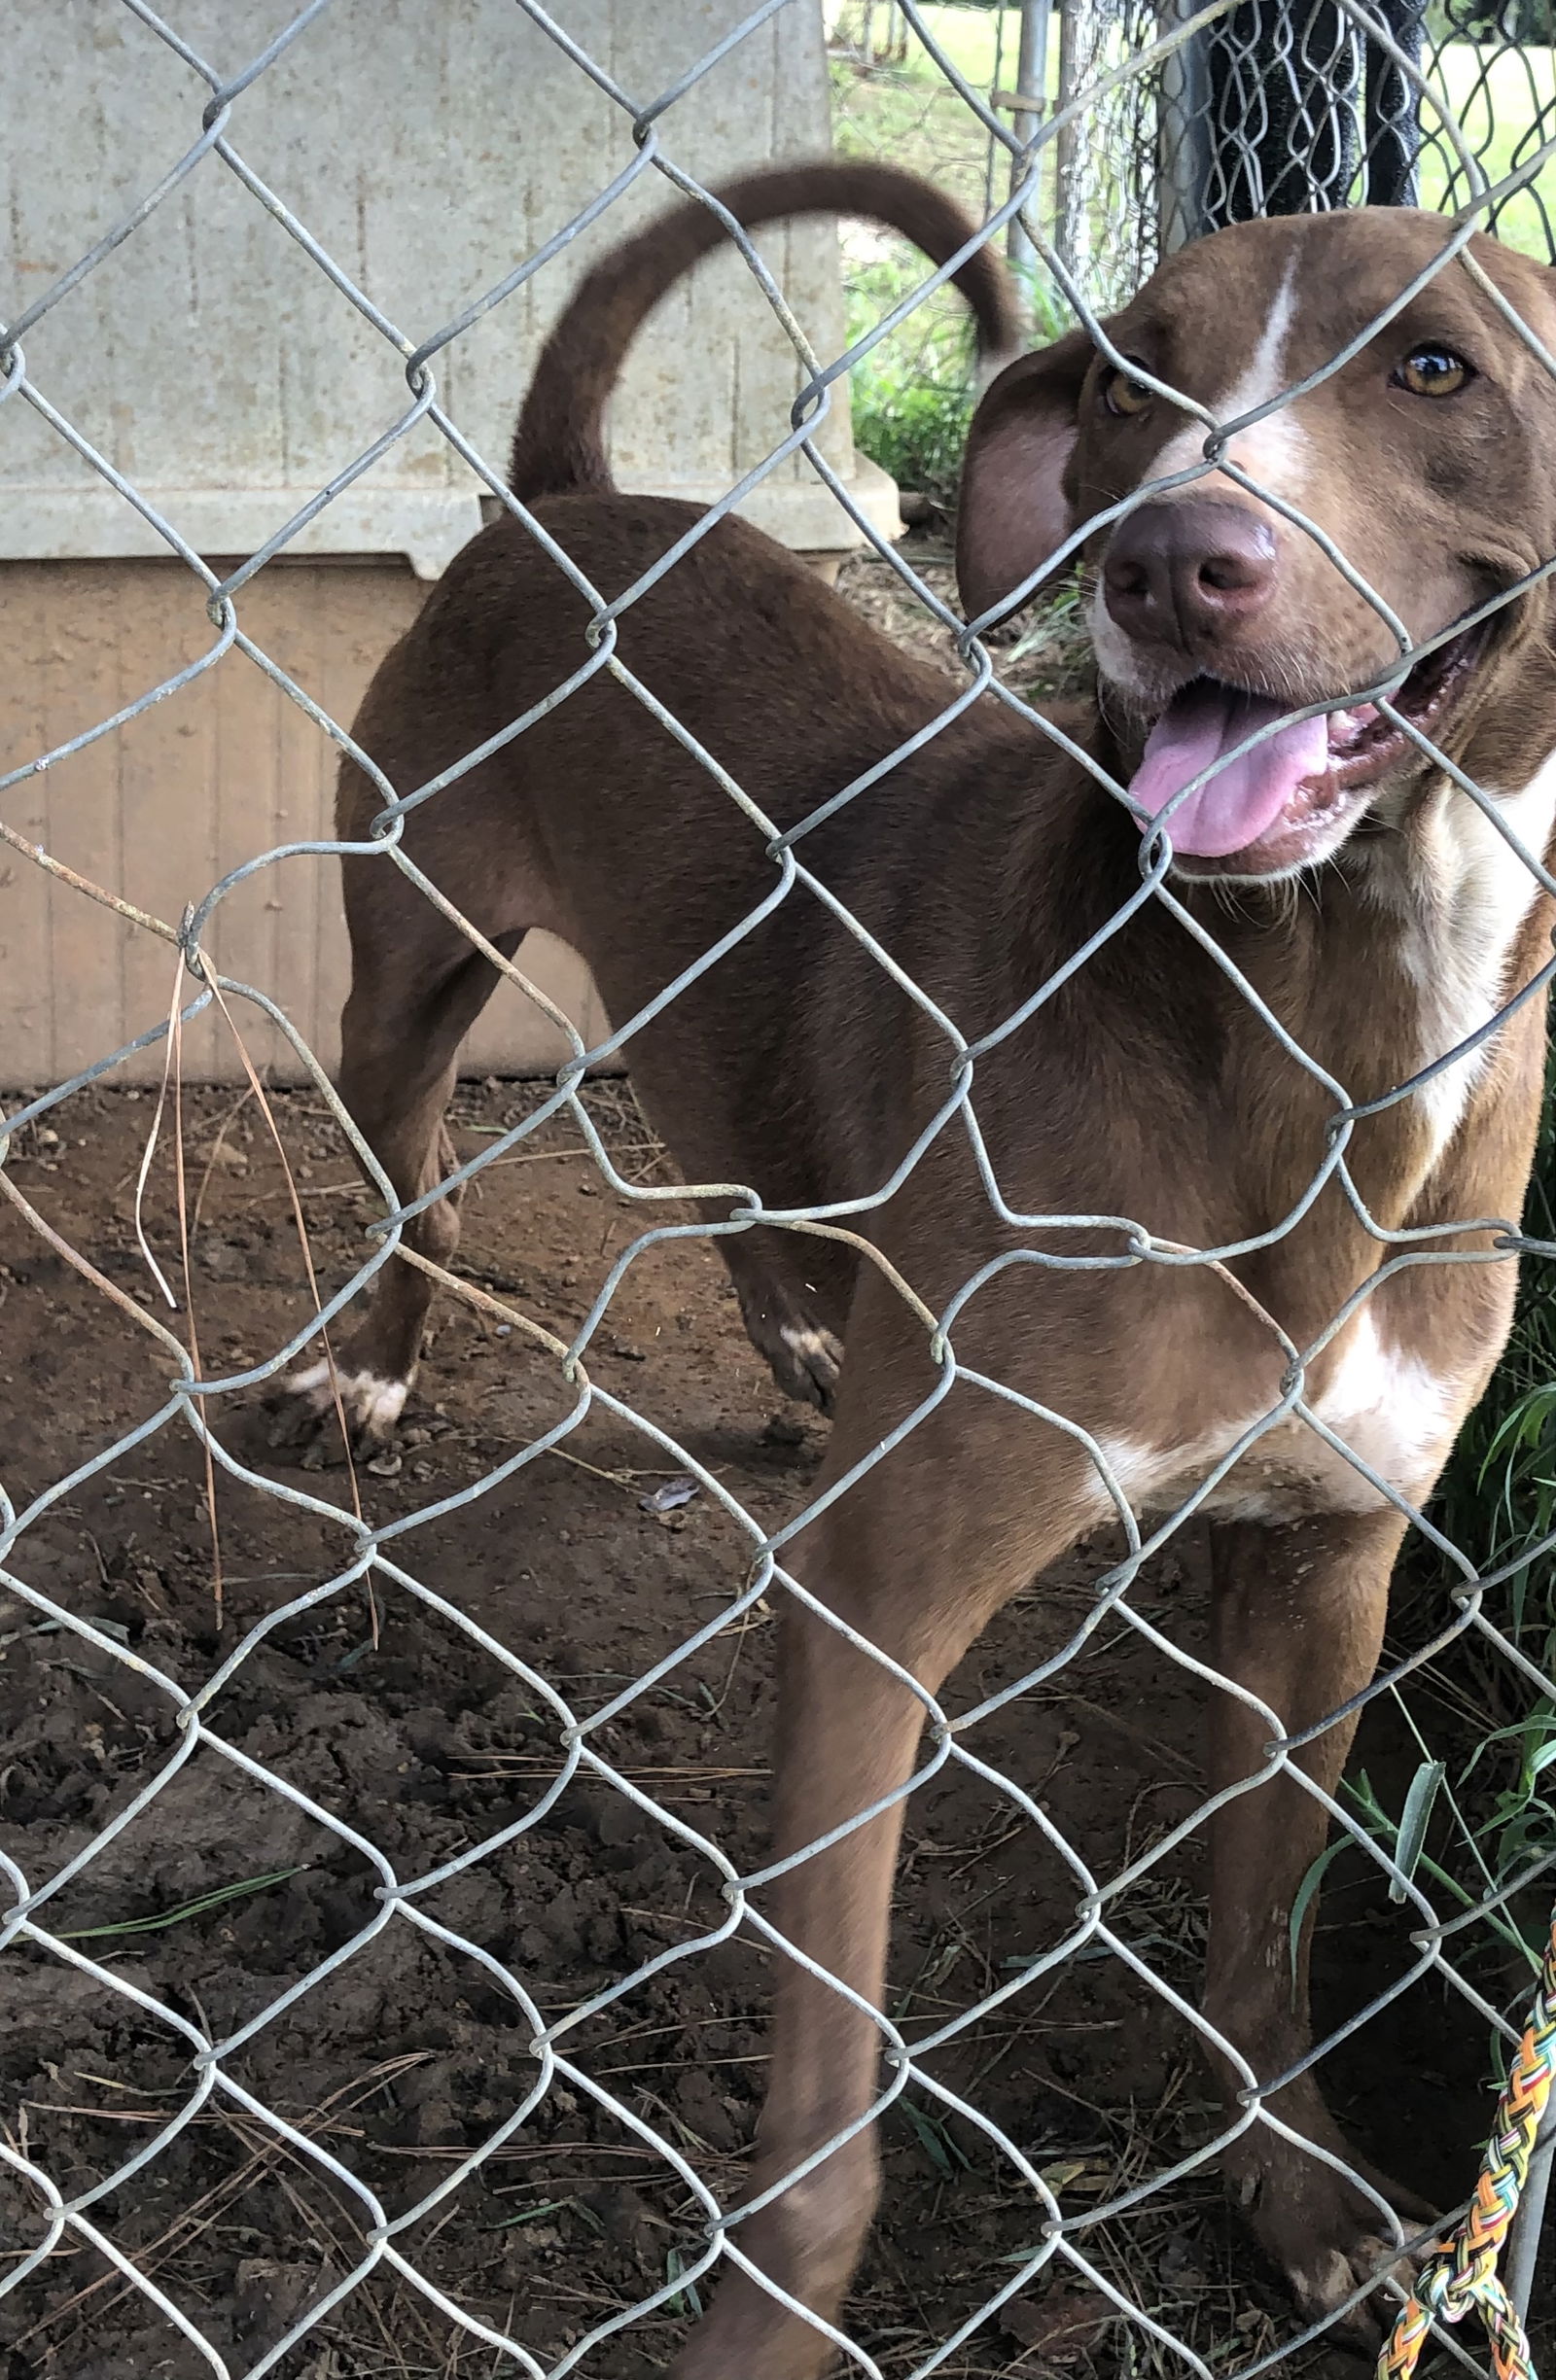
[197,1236,250,1280]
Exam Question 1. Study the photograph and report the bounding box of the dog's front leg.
[671,1375,1080,2380]
[669,1589,939,2380]
[1202,1511,1431,2335]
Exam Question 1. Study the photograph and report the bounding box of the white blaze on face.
[1148,259,1307,500]
[1089,260,1308,696]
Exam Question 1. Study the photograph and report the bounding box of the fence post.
[1364,0,1427,202]
[1506,2095,1556,2322]
[1160,0,1363,232]
[1008,0,1052,275]
[1158,0,1215,248]
[1053,0,1088,280]
[1157,0,1428,248]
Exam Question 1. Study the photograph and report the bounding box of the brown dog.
[272,165,1556,2373]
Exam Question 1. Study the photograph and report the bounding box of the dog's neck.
[1348,753,1556,1164]
[1055,716,1556,1241]
[1214,755,1554,1222]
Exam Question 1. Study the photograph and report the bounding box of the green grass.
[57,1866,308,1942]
[830,4,1036,111]
[838,237,1069,501]
[829,5,1556,268]
[1405,1063,1556,1974]
[1417,42,1556,252]
[829,11,1073,497]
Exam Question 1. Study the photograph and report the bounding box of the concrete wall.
[1,0,889,1086]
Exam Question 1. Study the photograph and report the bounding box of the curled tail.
[508,160,1022,505]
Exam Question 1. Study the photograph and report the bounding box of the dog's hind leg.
[723,1231,846,1414]
[266,909,525,1461]
[1202,1512,1434,2339]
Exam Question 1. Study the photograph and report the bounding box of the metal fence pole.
[1364,0,1427,202]
[1158,0,1216,247]
[1008,0,1052,276]
[1192,0,1363,226]
[1053,0,1087,281]
[1506,2096,1556,2321]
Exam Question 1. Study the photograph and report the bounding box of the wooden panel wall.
[0,558,605,1090]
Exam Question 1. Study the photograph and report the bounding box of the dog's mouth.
[1128,628,1483,874]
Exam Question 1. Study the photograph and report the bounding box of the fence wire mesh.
[3,3,1556,2377]
[833,0,1556,309]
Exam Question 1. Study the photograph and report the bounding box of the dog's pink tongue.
[1131,682,1330,858]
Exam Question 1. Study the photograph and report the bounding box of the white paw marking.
[286,1359,408,1432]
[780,1325,833,1361]
[1292,2249,1360,2313]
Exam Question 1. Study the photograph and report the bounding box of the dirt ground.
[1,544,1549,2378]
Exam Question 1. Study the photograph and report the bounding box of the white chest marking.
[1368,752,1556,1172]
[1094,1309,1461,1525]
[1080,761,1554,1529]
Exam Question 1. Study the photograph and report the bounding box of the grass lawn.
[1419,40,1556,249]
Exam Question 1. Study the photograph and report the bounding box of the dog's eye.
[1103,367,1152,417]
[1393,346,1472,398]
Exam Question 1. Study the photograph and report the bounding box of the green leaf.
[900,2100,968,2177]
[58,1866,308,1942]
[1390,1761,1446,1903]
[665,2247,703,2319]
[487,2198,569,2232]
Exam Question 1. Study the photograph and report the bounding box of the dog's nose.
[1103,500,1277,648]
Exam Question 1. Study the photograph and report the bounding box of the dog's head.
[958,209,1556,880]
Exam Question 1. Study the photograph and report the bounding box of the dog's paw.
[264,1355,411,1468]
[773,1323,843,1416]
[1234,2134,1436,2347]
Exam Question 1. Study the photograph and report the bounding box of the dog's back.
[325,165,1053,1412]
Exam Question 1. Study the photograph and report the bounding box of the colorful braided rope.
[1377,1904,1556,2380]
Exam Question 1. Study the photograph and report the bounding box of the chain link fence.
[830,0,1556,304]
[3,2,1556,2376]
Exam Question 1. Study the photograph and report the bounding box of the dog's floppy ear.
[956,324,1109,626]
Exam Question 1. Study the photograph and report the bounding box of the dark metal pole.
[1198,0,1363,222]
[1364,0,1427,204]
[1159,0,1216,247]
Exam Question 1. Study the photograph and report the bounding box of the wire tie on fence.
[1377,1901,1556,2380]
[176,900,206,982]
